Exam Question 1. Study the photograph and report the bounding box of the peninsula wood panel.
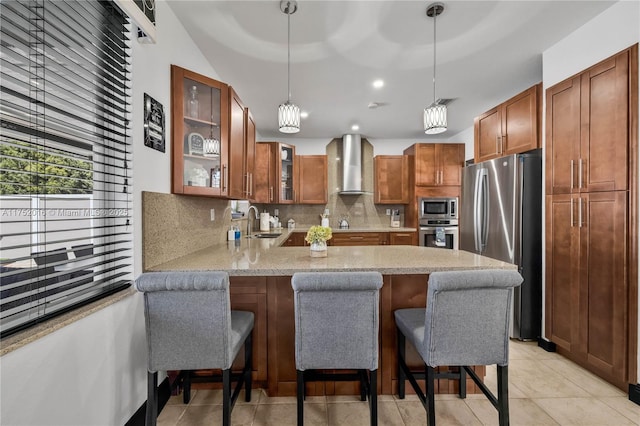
[266,275,485,397]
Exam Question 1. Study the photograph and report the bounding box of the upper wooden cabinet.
[474,83,541,163]
[546,50,630,195]
[227,88,256,200]
[253,142,296,204]
[296,155,328,204]
[374,155,409,204]
[403,143,464,187]
[171,65,230,197]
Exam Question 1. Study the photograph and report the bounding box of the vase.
[309,241,328,258]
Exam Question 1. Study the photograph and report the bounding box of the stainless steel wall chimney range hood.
[339,134,364,195]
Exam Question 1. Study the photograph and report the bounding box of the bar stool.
[291,271,383,426]
[395,269,523,426]
[136,271,254,426]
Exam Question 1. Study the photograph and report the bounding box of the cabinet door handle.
[578,197,583,228]
[501,134,506,153]
[269,186,273,202]
[249,173,253,196]
[578,158,583,189]
[570,197,574,227]
[570,160,574,189]
[350,236,364,240]
[222,165,227,192]
[496,135,500,155]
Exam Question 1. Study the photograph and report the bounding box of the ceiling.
[167,0,617,140]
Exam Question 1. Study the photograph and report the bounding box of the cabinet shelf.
[184,116,219,128]
[184,153,220,160]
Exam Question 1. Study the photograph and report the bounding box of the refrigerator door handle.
[480,168,489,249]
[473,168,482,251]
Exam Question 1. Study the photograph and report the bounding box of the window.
[0,0,132,337]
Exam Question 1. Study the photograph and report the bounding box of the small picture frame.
[187,132,205,155]
[143,93,165,152]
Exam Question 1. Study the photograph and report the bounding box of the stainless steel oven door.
[419,226,459,250]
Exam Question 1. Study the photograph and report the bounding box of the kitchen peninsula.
[147,231,515,397]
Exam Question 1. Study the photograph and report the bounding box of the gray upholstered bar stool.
[395,269,523,426]
[136,271,254,426]
[291,271,383,426]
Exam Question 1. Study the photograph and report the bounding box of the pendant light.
[278,0,300,133]
[423,2,447,135]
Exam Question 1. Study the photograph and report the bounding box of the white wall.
[541,0,640,382]
[0,2,221,425]
[275,134,475,157]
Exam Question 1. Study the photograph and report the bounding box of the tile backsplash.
[142,139,405,268]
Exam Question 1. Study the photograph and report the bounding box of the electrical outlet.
[210,209,215,221]
[386,209,391,216]
[274,208,279,216]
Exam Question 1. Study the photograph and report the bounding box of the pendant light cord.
[432,11,437,106]
[287,2,291,103]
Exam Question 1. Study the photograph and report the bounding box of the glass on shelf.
[187,85,199,119]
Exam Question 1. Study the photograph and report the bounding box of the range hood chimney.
[339,134,364,195]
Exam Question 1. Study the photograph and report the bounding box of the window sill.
[0,287,137,357]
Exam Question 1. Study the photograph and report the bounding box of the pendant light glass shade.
[278,101,300,133]
[278,0,300,134]
[424,103,447,134]
[424,2,447,134]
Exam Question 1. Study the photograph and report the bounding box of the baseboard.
[537,337,557,352]
[629,383,640,406]
[125,377,172,426]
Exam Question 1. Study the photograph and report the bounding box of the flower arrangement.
[305,225,332,244]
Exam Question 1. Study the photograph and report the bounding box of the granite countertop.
[149,228,514,276]
[287,226,417,233]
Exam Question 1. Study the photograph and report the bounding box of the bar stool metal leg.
[296,370,304,426]
[146,371,158,426]
[426,366,436,426]
[370,369,378,426]
[245,332,253,402]
[222,369,231,426]
[497,365,509,426]
[397,328,406,399]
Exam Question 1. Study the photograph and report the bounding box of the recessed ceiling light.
[372,79,384,89]
[351,124,360,131]
[300,111,309,118]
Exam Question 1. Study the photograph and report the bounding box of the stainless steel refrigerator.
[460,149,542,340]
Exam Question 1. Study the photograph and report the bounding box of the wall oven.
[419,197,459,249]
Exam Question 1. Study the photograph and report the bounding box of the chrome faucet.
[247,205,259,236]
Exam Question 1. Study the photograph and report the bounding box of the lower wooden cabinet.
[545,192,628,388]
[389,232,416,245]
[283,231,417,247]
[230,277,268,383]
[330,232,389,246]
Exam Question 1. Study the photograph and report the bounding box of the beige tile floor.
[157,341,640,426]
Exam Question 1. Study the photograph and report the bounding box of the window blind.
[0,0,133,337]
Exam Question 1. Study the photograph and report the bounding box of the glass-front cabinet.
[171,65,229,197]
[279,144,295,203]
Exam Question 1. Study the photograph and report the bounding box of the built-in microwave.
[419,197,458,220]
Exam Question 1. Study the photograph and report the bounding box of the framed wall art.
[144,93,165,152]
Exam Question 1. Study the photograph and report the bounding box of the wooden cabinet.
[389,232,416,245]
[281,232,307,247]
[474,83,541,163]
[296,155,327,204]
[330,232,389,246]
[254,142,296,204]
[546,52,629,195]
[171,65,230,197]
[227,88,256,200]
[374,155,409,204]
[545,192,628,386]
[245,109,256,201]
[404,143,464,187]
[544,46,636,390]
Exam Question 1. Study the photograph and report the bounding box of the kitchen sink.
[248,233,281,239]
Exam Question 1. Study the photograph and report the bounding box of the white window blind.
[0,0,133,337]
